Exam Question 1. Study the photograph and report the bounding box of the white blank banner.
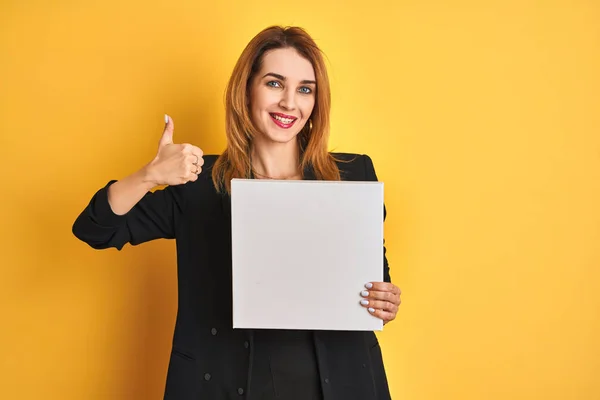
[231,178,384,331]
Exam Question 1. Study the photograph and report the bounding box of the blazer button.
[204,373,211,381]
[211,328,217,336]
[244,341,249,349]
[237,388,244,395]
[324,378,330,384]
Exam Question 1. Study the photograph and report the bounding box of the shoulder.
[330,152,378,182]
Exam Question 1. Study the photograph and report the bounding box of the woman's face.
[249,47,316,145]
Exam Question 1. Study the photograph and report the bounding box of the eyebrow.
[262,72,316,85]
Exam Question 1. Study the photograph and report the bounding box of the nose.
[278,87,296,111]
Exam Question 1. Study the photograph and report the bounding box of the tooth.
[273,114,293,124]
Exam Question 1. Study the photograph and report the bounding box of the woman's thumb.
[159,114,174,147]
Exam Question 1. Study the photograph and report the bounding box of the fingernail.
[365,282,373,289]
[165,114,169,124]
[360,300,369,306]
[368,308,375,313]
[361,290,369,297]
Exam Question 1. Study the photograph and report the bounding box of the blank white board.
[231,178,384,331]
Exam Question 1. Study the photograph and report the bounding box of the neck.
[251,137,301,180]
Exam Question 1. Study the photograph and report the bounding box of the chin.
[263,128,301,144]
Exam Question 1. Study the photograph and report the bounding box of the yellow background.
[1,0,599,399]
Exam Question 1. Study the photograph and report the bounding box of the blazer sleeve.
[72,180,183,250]
[363,155,392,283]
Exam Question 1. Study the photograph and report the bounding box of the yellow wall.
[1,0,599,399]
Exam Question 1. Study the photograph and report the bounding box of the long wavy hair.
[212,25,341,193]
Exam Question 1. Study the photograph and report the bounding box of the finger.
[188,162,202,175]
[180,144,204,164]
[360,289,399,304]
[181,143,193,154]
[360,299,398,313]
[187,163,200,176]
[187,154,200,166]
[365,282,400,295]
[186,154,204,168]
[366,307,396,323]
[159,114,174,148]
[183,170,199,184]
[190,145,204,159]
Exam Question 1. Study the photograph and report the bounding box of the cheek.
[250,86,267,117]
[300,97,316,118]
[250,95,266,122]
[252,90,276,116]
[251,103,262,120]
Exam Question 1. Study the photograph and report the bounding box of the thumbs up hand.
[147,115,204,186]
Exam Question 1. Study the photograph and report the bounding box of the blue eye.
[266,81,281,88]
[299,86,312,94]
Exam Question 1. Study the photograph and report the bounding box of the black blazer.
[72,153,392,400]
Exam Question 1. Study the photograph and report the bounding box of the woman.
[72,25,401,400]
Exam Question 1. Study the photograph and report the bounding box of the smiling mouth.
[270,113,297,128]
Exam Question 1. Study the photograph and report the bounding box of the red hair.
[212,25,340,193]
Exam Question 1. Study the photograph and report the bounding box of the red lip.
[269,113,297,129]
[270,112,297,120]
